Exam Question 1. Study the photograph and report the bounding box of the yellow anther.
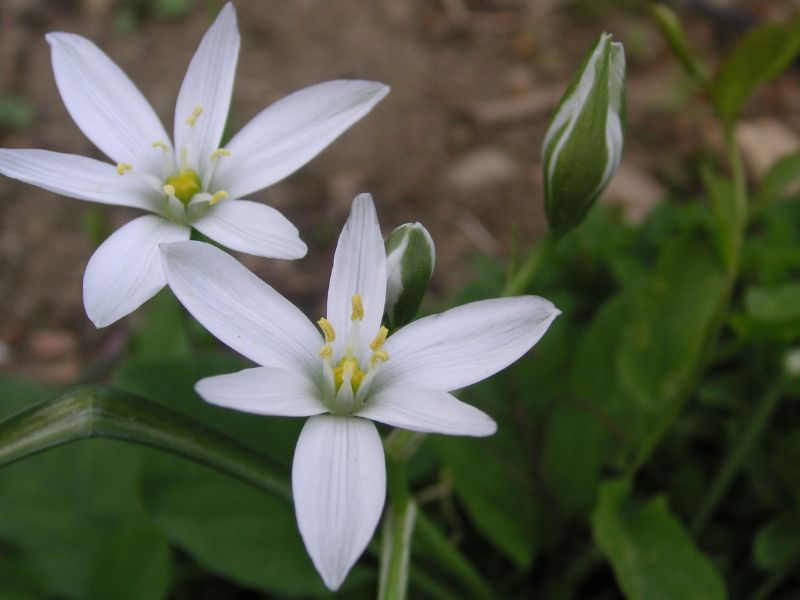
[318,318,336,343]
[351,295,364,321]
[186,104,203,126]
[369,326,388,351]
[163,184,176,196]
[115,162,132,175]
[210,148,231,160]
[333,357,364,392]
[152,141,169,152]
[371,350,389,366]
[319,344,333,359]
[209,191,229,206]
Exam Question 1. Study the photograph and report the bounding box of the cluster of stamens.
[317,295,389,414]
[112,104,232,219]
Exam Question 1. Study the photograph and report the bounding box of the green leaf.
[127,290,190,359]
[141,453,332,597]
[618,232,727,414]
[438,437,540,568]
[540,399,602,518]
[592,480,727,600]
[571,288,642,466]
[87,524,171,600]
[754,511,800,570]
[712,19,800,123]
[753,150,800,208]
[0,438,148,599]
[745,283,800,323]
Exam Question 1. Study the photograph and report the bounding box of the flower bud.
[542,32,626,234]
[384,222,435,329]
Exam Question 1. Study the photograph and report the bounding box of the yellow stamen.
[369,326,388,351]
[186,104,203,127]
[371,350,389,367]
[209,191,229,206]
[116,162,132,175]
[163,184,176,196]
[317,318,336,343]
[319,344,333,359]
[152,141,169,152]
[164,169,201,204]
[210,148,231,160]
[351,295,364,321]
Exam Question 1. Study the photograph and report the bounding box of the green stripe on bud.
[542,32,626,234]
[384,223,435,329]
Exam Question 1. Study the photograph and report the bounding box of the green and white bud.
[384,222,435,329]
[542,32,626,234]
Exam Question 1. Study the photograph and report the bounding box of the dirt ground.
[1,0,799,383]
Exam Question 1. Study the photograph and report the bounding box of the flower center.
[165,169,201,204]
[317,295,389,415]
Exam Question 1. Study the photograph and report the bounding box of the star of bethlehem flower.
[0,3,389,328]
[159,193,560,591]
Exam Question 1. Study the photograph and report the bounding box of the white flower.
[0,3,389,328]
[160,193,559,590]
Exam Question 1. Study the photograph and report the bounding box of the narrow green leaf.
[712,19,800,123]
[649,3,706,84]
[592,480,727,600]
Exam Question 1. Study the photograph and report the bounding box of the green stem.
[691,379,784,535]
[503,232,557,297]
[414,512,495,600]
[378,457,416,600]
[0,385,291,501]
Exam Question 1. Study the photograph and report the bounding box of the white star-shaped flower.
[160,193,559,591]
[0,3,388,327]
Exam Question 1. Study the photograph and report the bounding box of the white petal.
[326,194,387,342]
[0,149,157,211]
[359,386,496,437]
[379,296,560,392]
[47,33,170,175]
[196,366,327,417]
[174,3,239,171]
[292,415,385,591]
[159,240,321,372]
[192,199,306,259]
[83,215,189,328]
[212,80,389,198]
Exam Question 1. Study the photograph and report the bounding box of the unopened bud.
[384,223,435,329]
[542,32,626,234]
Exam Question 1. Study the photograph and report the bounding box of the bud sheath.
[542,33,626,234]
[384,223,435,329]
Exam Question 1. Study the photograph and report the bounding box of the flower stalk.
[0,384,290,501]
